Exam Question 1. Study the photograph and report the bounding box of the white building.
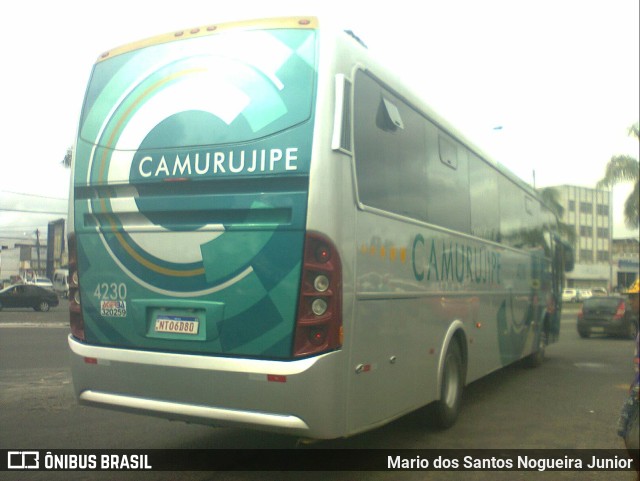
[0,242,48,285]
[552,185,612,289]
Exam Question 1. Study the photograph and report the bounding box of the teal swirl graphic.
[75,27,317,356]
[76,29,316,295]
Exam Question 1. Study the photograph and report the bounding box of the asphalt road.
[0,302,637,481]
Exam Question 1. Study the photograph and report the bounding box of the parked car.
[53,269,69,298]
[591,287,608,297]
[0,284,59,312]
[577,296,637,339]
[562,288,579,303]
[28,277,54,290]
[577,289,593,302]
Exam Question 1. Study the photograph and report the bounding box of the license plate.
[590,327,605,333]
[154,315,199,335]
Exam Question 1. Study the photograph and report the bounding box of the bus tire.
[430,341,464,429]
[523,324,549,368]
[578,329,590,338]
[523,334,545,368]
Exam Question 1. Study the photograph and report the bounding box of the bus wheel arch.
[523,310,549,368]
[430,324,468,429]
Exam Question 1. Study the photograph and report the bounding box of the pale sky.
[1,0,638,241]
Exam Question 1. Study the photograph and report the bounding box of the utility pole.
[35,229,42,276]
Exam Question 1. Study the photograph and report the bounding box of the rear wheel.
[578,328,590,338]
[35,301,50,312]
[524,329,546,368]
[430,341,464,429]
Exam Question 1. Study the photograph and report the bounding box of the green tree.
[596,122,639,229]
[539,186,576,245]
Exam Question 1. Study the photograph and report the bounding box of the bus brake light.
[68,233,85,341]
[293,233,342,358]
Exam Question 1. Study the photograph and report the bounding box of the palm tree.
[596,122,639,229]
[539,186,564,219]
[539,186,576,245]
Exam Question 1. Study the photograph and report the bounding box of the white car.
[578,289,593,301]
[562,288,579,303]
[53,269,69,298]
[28,277,54,290]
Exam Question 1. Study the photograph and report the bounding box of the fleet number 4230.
[94,282,127,300]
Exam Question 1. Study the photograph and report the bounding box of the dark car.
[0,284,59,312]
[577,296,637,339]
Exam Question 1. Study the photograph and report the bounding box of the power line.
[0,208,67,215]
[1,225,54,231]
[0,190,67,201]
[1,226,46,232]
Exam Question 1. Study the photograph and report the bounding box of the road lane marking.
[0,322,68,328]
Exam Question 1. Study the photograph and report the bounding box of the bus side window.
[469,153,500,242]
[354,70,427,222]
[424,130,470,234]
[354,69,471,232]
[499,178,526,247]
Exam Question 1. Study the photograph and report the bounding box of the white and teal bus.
[68,16,572,440]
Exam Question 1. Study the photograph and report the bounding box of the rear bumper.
[68,335,345,439]
[577,318,631,336]
[78,390,309,431]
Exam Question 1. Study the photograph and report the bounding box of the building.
[0,242,48,285]
[0,219,67,286]
[46,218,67,280]
[612,237,640,291]
[552,185,613,290]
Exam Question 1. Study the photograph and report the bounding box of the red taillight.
[315,244,331,263]
[293,233,343,358]
[614,302,626,320]
[68,233,85,341]
[577,308,584,321]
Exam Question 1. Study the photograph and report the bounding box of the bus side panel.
[344,58,553,434]
[347,212,543,434]
[348,213,437,433]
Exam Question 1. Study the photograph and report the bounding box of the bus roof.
[93,15,545,210]
[96,16,319,63]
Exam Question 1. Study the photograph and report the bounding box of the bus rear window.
[79,29,317,150]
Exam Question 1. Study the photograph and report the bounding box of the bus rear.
[68,17,346,438]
